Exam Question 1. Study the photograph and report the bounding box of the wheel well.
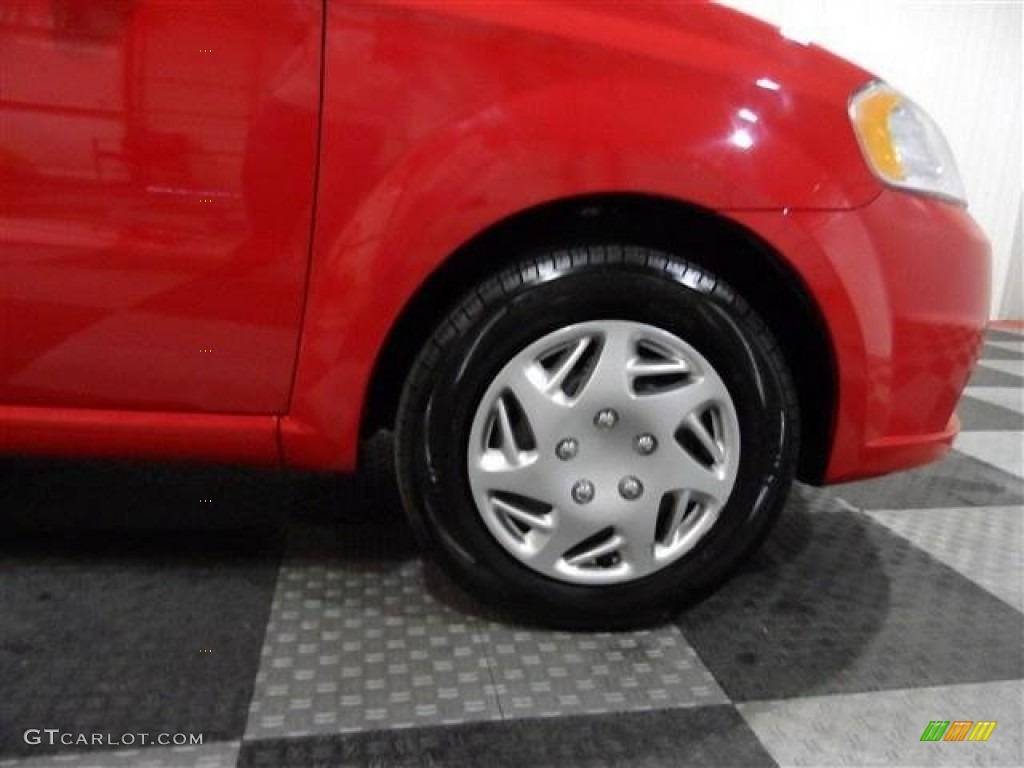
[362,194,837,484]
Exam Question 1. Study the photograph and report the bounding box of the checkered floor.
[1,330,1021,767]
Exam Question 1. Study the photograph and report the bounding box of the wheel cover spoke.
[492,397,521,466]
[534,335,594,395]
[618,502,659,574]
[574,322,632,404]
[474,455,547,499]
[467,320,741,585]
[683,410,727,465]
[492,495,555,532]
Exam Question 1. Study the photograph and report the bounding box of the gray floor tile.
[244,556,502,740]
[955,432,1024,478]
[246,518,731,739]
[677,486,1024,702]
[739,680,1023,767]
[0,741,239,768]
[477,624,726,718]
[956,396,1024,431]
[865,506,1023,611]
[834,450,1023,510]
[238,706,778,768]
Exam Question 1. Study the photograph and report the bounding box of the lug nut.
[571,479,595,505]
[594,408,619,429]
[556,438,579,461]
[634,433,658,455]
[618,475,644,501]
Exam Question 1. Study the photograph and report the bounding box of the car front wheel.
[395,244,799,628]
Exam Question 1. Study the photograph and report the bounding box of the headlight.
[849,81,966,205]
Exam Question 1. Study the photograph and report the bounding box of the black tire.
[395,244,799,628]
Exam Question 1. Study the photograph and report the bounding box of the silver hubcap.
[467,320,741,585]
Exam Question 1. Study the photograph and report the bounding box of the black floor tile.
[238,706,777,768]
[956,395,1024,431]
[982,343,1024,359]
[677,486,1024,702]
[0,541,282,759]
[833,449,1023,510]
[985,329,1024,343]
[0,459,292,759]
[0,457,296,535]
[968,363,1023,387]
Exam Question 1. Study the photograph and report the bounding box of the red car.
[0,1,990,626]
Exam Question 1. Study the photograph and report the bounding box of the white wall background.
[719,0,1023,319]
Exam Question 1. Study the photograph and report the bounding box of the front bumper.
[731,190,991,483]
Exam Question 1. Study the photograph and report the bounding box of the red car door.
[0,0,321,413]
